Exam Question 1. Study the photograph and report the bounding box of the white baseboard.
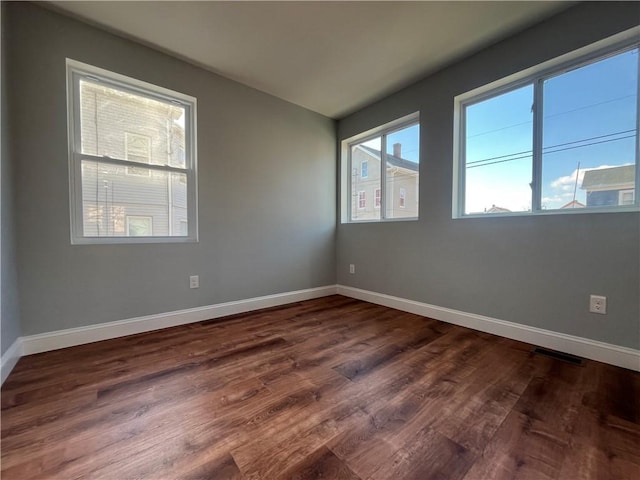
[337,285,640,372]
[20,285,338,357]
[1,337,23,385]
[4,283,637,388]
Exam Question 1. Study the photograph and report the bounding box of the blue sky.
[465,85,533,212]
[466,47,638,212]
[361,123,420,163]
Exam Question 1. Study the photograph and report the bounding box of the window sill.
[71,236,199,245]
[453,205,640,220]
[343,217,419,224]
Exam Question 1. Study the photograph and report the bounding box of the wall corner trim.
[337,285,640,372]
[12,285,337,365]
[1,338,23,385]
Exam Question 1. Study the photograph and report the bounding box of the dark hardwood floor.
[2,295,639,479]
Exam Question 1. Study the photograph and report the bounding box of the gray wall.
[5,2,336,336]
[337,2,640,349]
[1,2,21,355]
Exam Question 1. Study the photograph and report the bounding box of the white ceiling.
[48,1,572,119]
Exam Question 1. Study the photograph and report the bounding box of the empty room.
[1,1,639,479]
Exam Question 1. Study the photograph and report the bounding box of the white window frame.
[374,188,381,209]
[361,160,369,179]
[399,188,406,208]
[126,215,153,236]
[67,59,198,244]
[453,27,640,218]
[342,112,420,223]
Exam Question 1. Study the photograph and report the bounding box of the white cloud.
[542,192,573,204]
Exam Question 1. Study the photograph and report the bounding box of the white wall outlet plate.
[589,295,606,314]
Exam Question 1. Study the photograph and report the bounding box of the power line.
[466,94,635,139]
[544,134,635,156]
[467,148,532,166]
[467,153,532,169]
[543,94,635,120]
[467,130,635,168]
[467,119,532,139]
[543,129,635,150]
[467,133,636,169]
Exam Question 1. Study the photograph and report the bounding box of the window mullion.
[347,146,354,221]
[633,51,640,205]
[532,78,544,212]
[70,71,84,239]
[380,134,387,220]
[459,105,467,217]
[72,72,83,154]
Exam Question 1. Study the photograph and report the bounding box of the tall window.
[345,113,420,222]
[67,59,197,243]
[358,191,366,209]
[455,37,638,216]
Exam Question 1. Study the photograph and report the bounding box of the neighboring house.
[485,205,511,214]
[581,165,635,207]
[80,81,188,237]
[351,143,419,220]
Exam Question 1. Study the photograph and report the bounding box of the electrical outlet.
[190,275,199,289]
[589,295,606,314]
[349,264,355,274]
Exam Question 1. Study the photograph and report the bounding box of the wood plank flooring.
[2,295,639,479]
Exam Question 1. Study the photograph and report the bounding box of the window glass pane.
[361,161,368,178]
[541,49,638,210]
[465,85,533,214]
[386,124,419,218]
[79,79,186,168]
[81,160,188,237]
[351,137,381,221]
[127,216,153,236]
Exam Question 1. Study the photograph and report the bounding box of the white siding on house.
[77,80,189,237]
[81,161,188,237]
[351,146,418,220]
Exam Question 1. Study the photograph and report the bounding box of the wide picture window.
[457,38,639,216]
[67,59,197,243]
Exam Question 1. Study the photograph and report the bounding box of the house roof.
[560,199,585,209]
[485,205,511,213]
[581,165,635,189]
[359,145,419,172]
